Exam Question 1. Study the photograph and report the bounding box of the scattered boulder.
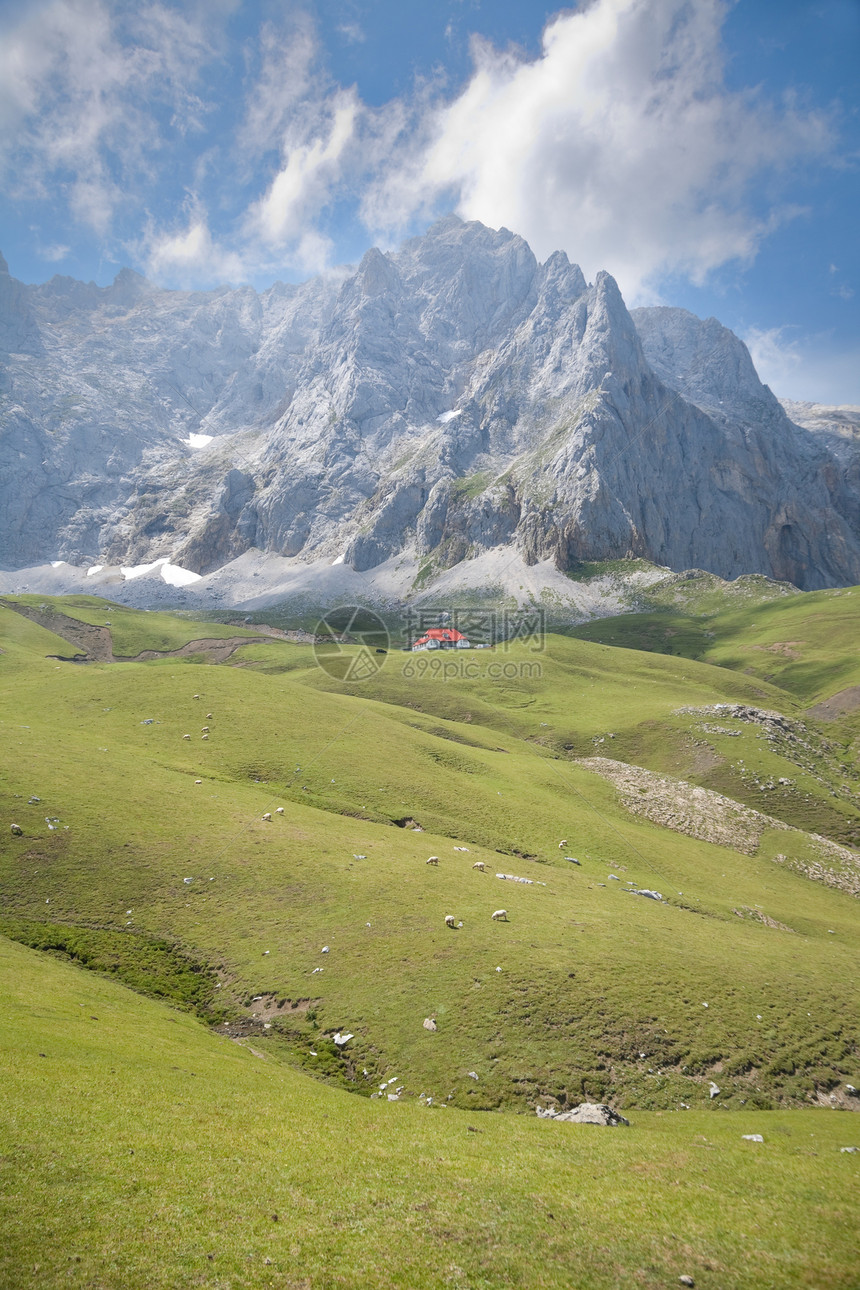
[545,1102,630,1126]
[10,823,23,836]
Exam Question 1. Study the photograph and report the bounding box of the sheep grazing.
[426,855,440,865]
[558,839,568,849]
[276,807,284,814]
[491,909,508,921]
[201,726,209,733]
[472,861,486,872]
[201,734,209,741]
[444,914,456,928]
[182,734,191,740]
[262,812,272,821]
[10,823,23,836]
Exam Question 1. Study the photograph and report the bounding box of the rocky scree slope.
[1,222,859,591]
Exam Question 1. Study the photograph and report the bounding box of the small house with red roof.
[411,626,471,651]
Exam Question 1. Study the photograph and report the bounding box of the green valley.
[1,585,859,1288]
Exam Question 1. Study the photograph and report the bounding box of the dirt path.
[118,636,273,663]
[1,599,273,664]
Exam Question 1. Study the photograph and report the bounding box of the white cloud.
[337,22,366,45]
[0,0,217,235]
[245,91,358,250]
[236,15,318,162]
[746,326,860,405]
[370,0,835,300]
[39,243,71,262]
[0,0,843,305]
[144,204,246,285]
[745,326,804,392]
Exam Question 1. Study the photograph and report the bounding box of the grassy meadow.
[1,586,859,1287]
[3,934,859,1290]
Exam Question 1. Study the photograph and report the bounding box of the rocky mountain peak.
[631,305,778,425]
[353,246,402,299]
[1,220,859,593]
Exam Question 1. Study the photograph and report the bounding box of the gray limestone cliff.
[1,219,858,592]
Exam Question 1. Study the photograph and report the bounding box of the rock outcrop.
[2,218,859,591]
[538,1102,630,1126]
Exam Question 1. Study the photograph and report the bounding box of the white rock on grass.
[541,1102,630,1126]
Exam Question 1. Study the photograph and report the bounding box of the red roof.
[419,627,468,642]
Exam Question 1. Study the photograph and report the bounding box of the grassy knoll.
[0,603,87,661]
[565,587,860,847]
[2,934,859,1290]
[2,594,261,657]
[568,583,860,706]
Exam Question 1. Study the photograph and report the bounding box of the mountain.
[2,218,859,594]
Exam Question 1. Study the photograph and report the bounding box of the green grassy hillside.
[568,581,860,705]
[2,934,859,1290]
[2,589,860,1286]
[1,593,858,1118]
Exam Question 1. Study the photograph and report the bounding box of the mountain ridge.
[2,217,859,594]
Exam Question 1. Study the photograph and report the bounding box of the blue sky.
[0,0,857,403]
